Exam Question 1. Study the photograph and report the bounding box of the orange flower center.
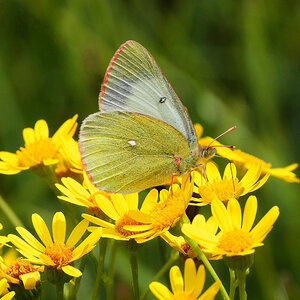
[6,258,39,279]
[150,191,185,230]
[44,242,73,268]
[208,178,238,202]
[17,138,57,167]
[217,229,253,254]
[115,214,145,237]
[170,292,197,300]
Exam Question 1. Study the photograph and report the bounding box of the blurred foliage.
[0,0,299,299]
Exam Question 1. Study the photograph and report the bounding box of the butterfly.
[79,40,221,194]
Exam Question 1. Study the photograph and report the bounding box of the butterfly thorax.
[175,150,201,175]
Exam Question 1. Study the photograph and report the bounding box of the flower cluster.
[0,116,298,299]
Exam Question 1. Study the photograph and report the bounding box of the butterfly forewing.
[79,111,191,193]
[99,40,198,152]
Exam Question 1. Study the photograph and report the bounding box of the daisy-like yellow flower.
[82,190,155,243]
[8,212,102,278]
[193,162,269,205]
[0,278,15,300]
[83,175,194,243]
[195,123,299,183]
[182,196,279,257]
[0,115,78,175]
[220,148,300,183]
[149,258,220,300]
[56,171,115,217]
[161,215,221,260]
[0,256,42,290]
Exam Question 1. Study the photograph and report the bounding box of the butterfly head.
[199,145,217,160]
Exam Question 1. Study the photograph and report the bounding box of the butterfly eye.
[159,97,167,103]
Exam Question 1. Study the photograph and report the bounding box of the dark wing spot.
[159,96,167,103]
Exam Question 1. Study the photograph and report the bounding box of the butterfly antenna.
[207,126,237,148]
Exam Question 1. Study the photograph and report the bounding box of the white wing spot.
[128,140,136,146]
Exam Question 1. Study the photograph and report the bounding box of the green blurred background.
[0,0,299,299]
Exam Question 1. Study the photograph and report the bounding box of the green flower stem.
[55,281,64,300]
[106,239,117,300]
[229,269,238,300]
[140,250,179,300]
[129,240,140,300]
[92,239,108,300]
[0,194,24,227]
[184,235,230,300]
[236,270,247,300]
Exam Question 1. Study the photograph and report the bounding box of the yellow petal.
[192,264,205,297]
[125,193,139,210]
[62,265,82,277]
[82,214,113,228]
[140,189,159,213]
[1,292,15,300]
[169,266,183,294]
[250,206,279,243]
[66,219,89,248]
[184,259,196,294]
[198,281,221,300]
[242,196,257,232]
[198,186,218,204]
[127,210,152,223]
[191,214,206,227]
[52,212,66,243]
[20,271,40,290]
[149,282,173,300]
[39,253,55,266]
[111,194,128,216]
[8,234,42,258]
[0,151,19,163]
[239,164,261,191]
[23,127,36,145]
[182,224,218,248]
[227,199,242,229]
[223,163,237,180]
[16,227,45,252]
[32,214,53,247]
[94,196,120,220]
[61,177,90,199]
[211,200,233,232]
[72,228,102,259]
[34,120,49,140]
[206,163,221,181]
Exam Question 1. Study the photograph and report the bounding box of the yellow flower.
[83,175,194,243]
[193,162,269,205]
[0,279,14,300]
[182,196,279,257]
[8,212,102,278]
[149,258,220,300]
[161,215,221,260]
[0,257,42,290]
[56,171,114,217]
[82,190,153,243]
[0,115,78,175]
[220,149,300,183]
